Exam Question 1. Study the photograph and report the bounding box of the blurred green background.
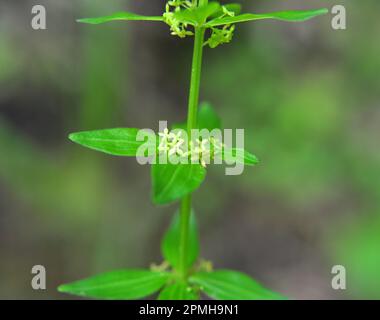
[0,0,379,299]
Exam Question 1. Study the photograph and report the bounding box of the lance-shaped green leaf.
[152,163,206,205]
[206,8,328,27]
[162,210,199,270]
[158,282,199,300]
[58,269,170,299]
[190,270,284,300]
[69,128,156,157]
[77,12,164,25]
[173,2,221,26]
[218,148,259,166]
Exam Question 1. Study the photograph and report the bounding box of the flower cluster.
[205,24,235,48]
[158,128,186,156]
[158,128,224,167]
[205,6,236,48]
[163,0,195,38]
[163,1,236,48]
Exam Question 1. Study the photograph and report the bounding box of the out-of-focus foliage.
[329,216,380,299]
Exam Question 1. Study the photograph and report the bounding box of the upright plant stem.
[186,27,206,136]
[178,26,206,280]
[198,0,209,7]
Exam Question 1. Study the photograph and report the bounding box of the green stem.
[178,194,192,278]
[186,28,206,136]
[198,0,209,7]
[178,26,206,280]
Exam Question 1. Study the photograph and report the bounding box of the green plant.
[58,1,327,300]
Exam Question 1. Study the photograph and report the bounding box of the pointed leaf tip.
[57,284,68,293]
[68,132,77,142]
